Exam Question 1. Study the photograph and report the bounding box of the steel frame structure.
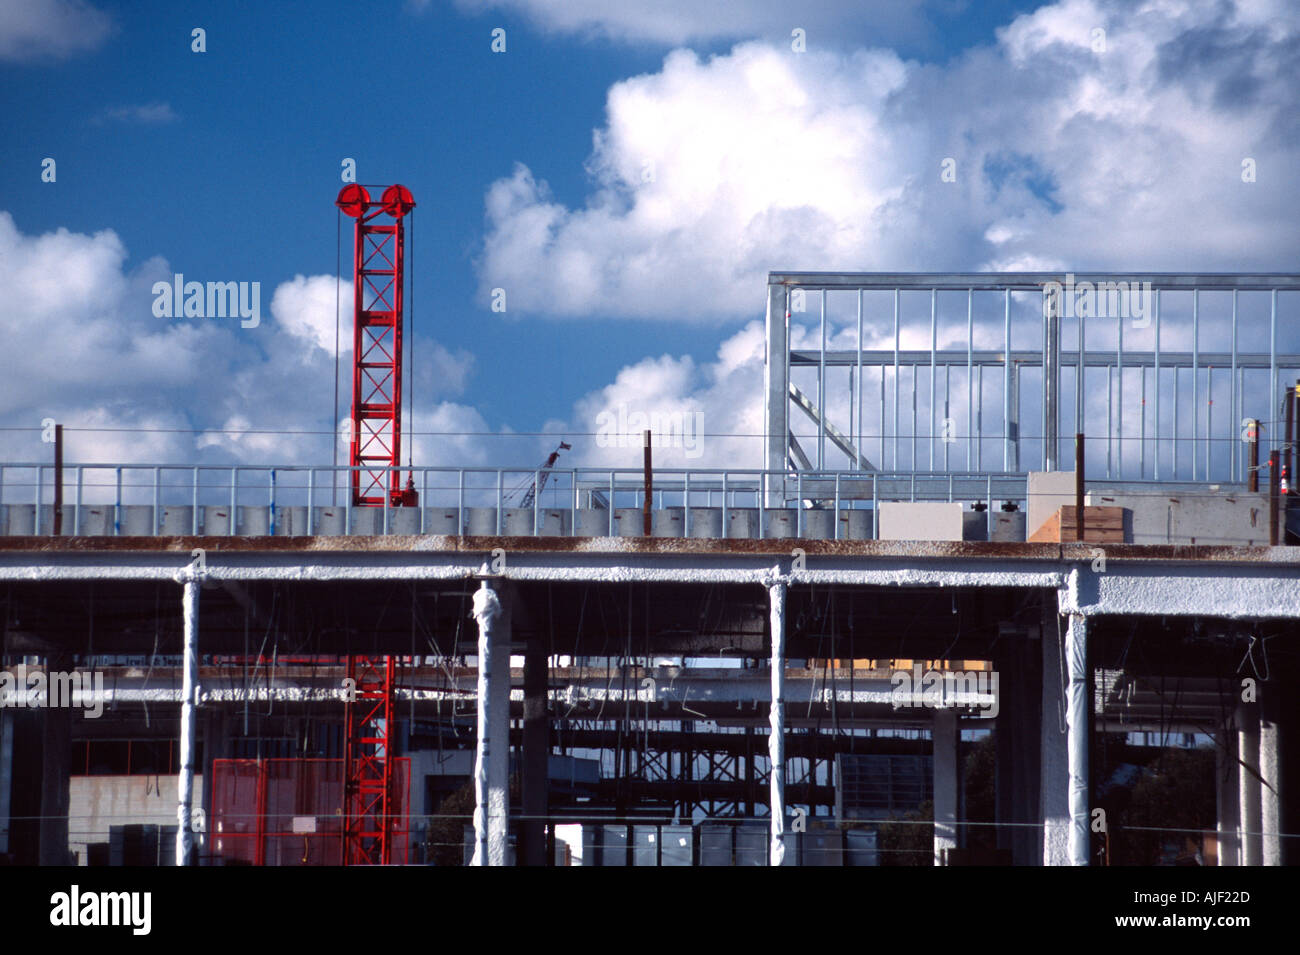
[764,273,1300,497]
[342,655,398,865]
[337,184,416,508]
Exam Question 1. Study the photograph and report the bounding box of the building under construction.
[1,266,1298,867]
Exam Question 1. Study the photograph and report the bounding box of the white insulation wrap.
[176,578,199,866]
[1065,613,1089,866]
[471,582,504,866]
[768,581,786,866]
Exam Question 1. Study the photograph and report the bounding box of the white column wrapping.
[471,581,508,866]
[1065,613,1090,866]
[768,580,786,866]
[1238,705,1261,866]
[1260,710,1281,866]
[932,708,958,865]
[176,577,199,866]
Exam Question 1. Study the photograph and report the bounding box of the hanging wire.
[333,207,342,506]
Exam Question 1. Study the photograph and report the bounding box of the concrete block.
[763,509,798,539]
[1027,471,1077,540]
[204,505,232,535]
[652,507,684,537]
[962,511,988,541]
[77,506,113,536]
[274,505,309,535]
[466,507,498,536]
[4,504,35,535]
[37,505,77,535]
[727,508,758,539]
[538,509,571,536]
[990,511,1026,542]
[839,509,873,540]
[161,506,194,535]
[422,509,459,535]
[314,507,345,536]
[574,508,611,537]
[802,509,834,539]
[878,502,964,541]
[1086,488,1271,546]
[121,505,155,536]
[387,507,420,534]
[502,508,534,535]
[612,508,644,537]
[688,507,721,538]
[348,508,380,535]
[237,506,270,536]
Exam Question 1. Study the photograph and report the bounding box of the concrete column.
[932,707,958,865]
[176,578,199,866]
[767,580,786,866]
[1236,703,1261,866]
[0,709,12,858]
[1216,728,1239,865]
[1040,608,1070,865]
[39,654,72,866]
[1260,699,1282,867]
[764,283,789,502]
[471,579,510,866]
[1064,613,1090,865]
[520,634,548,866]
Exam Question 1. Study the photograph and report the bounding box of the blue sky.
[2,0,1297,480]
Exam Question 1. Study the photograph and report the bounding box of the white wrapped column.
[768,581,786,866]
[1065,613,1090,866]
[176,577,199,866]
[471,579,510,866]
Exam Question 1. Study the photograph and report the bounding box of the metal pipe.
[768,580,787,867]
[818,290,826,470]
[1154,290,1161,481]
[1248,419,1260,492]
[893,289,900,471]
[1045,285,1060,470]
[1269,450,1279,545]
[1193,290,1199,480]
[931,288,937,471]
[967,289,974,470]
[176,576,200,866]
[1003,288,1011,472]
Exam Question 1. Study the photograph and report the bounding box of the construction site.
[1,188,1297,867]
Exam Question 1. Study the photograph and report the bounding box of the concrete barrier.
[348,508,380,535]
[653,507,684,537]
[238,506,270,536]
[273,506,310,535]
[839,509,873,540]
[37,505,77,535]
[466,507,498,536]
[727,508,758,539]
[388,507,420,534]
[688,507,722,538]
[4,504,34,535]
[314,507,345,535]
[77,506,113,536]
[575,508,611,537]
[422,509,460,535]
[160,506,194,535]
[763,509,798,538]
[121,505,156,536]
[990,511,1026,542]
[539,509,571,537]
[612,508,644,537]
[802,509,834,539]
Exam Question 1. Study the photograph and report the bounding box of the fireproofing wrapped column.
[1065,613,1090,866]
[768,580,786,866]
[176,577,199,866]
[471,580,508,866]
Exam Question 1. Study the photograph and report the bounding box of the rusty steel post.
[1248,419,1260,492]
[1075,433,1085,542]
[643,430,652,536]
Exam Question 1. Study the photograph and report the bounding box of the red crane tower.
[335,183,418,864]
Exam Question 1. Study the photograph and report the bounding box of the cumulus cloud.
[0,0,112,62]
[479,0,1300,320]
[0,213,474,474]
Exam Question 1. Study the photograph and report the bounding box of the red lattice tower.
[341,655,398,865]
[337,183,418,507]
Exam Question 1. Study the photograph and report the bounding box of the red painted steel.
[335,184,417,508]
[342,655,399,865]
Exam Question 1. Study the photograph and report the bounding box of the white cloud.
[479,0,1300,321]
[93,102,178,125]
[0,213,474,472]
[0,0,112,62]
[450,0,930,46]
